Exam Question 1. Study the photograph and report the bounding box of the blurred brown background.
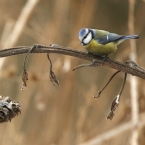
[0,0,145,145]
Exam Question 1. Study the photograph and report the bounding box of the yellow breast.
[84,39,117,56]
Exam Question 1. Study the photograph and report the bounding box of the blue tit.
[79,28,139,56]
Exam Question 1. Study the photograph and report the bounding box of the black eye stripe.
[83,33,89,39]
[81,31,93,46]
[82,31,91,42]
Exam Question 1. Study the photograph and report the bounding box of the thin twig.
[73,60,102,71]
[21,45,39,90]
[119,73,127,96]
[107,72,127,120]
[47,53,59,86]
[23,46,35,71]
[94,71,120,98]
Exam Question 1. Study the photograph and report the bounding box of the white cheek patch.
[83,32,92,44]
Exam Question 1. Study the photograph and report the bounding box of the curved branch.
[0,44,145,79]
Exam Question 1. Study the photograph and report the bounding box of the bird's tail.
[124,35,140,39]
[116,35,140,45]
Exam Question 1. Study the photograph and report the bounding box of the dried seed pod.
[0,96,21,123]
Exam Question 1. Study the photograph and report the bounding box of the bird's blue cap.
[79,28,89,42]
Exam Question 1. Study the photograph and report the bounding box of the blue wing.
[96,33,139,45]
[96,33,124,44]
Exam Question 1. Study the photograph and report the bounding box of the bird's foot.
[102,54,109,63]
[87,52,109,63]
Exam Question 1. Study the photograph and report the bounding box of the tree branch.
[0,44,145,79]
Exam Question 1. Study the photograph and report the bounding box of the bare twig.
[93,71,120,98]
[107,72,127,120]
[118,73,127,96]
[21,45,40,90]
[23,45,38,72]
[73,59,102,71]
[47,53,59,86]
[0,45,144,80]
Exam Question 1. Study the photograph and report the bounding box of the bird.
[78,28,139,57]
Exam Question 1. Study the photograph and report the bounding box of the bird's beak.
[79,41,84,46]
